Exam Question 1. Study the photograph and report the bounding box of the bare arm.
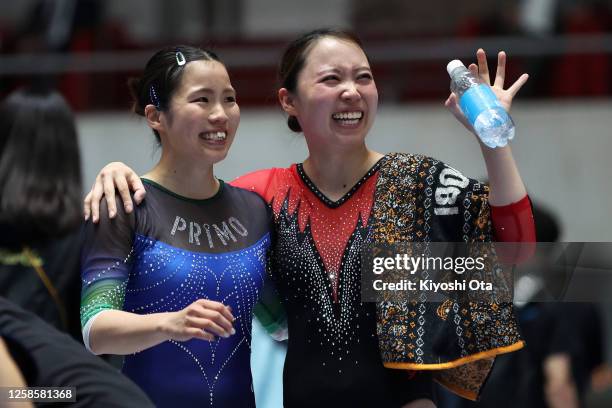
[88,299,235,355]
[445,49,528,206]
[401,399,436,408]
[479,144,526,205]
[0,337,29,386]
[543,353,579,408]
[0,337,34,408]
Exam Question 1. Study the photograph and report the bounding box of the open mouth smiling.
[331,111,363,126]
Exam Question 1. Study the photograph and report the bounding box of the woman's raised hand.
[445,49,529,135]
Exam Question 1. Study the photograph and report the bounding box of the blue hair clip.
[149,85,161,109]
[176,50,186,66]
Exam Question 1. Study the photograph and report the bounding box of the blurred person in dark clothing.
[0,87,155,407]
[0,297,156,407]
[438,204,607,408]
[0,87,83,339]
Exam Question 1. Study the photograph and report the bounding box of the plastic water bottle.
[446,60,515,148]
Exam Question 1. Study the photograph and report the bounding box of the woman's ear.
[278,88,298,116]
[144,104,163,133]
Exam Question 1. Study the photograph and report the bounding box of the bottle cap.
[446,60,466,76]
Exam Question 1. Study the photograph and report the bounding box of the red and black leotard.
[232,153,535,407]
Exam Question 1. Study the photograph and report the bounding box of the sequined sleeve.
[230,168,278,202]
[490,195,535,242]
[233,169,288,339]
[253,272,288,341]
[80,196,136,333]
[490,195,536,263]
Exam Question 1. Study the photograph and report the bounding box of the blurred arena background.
[1,1,611,407]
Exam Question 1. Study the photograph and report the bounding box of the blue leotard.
[80,179,272,407]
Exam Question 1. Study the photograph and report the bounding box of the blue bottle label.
[459,84,502,125]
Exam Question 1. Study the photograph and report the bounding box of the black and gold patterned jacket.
[371,153,523,400]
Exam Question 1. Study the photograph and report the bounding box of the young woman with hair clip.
[83,30,535,407]
[79,46,273,407]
